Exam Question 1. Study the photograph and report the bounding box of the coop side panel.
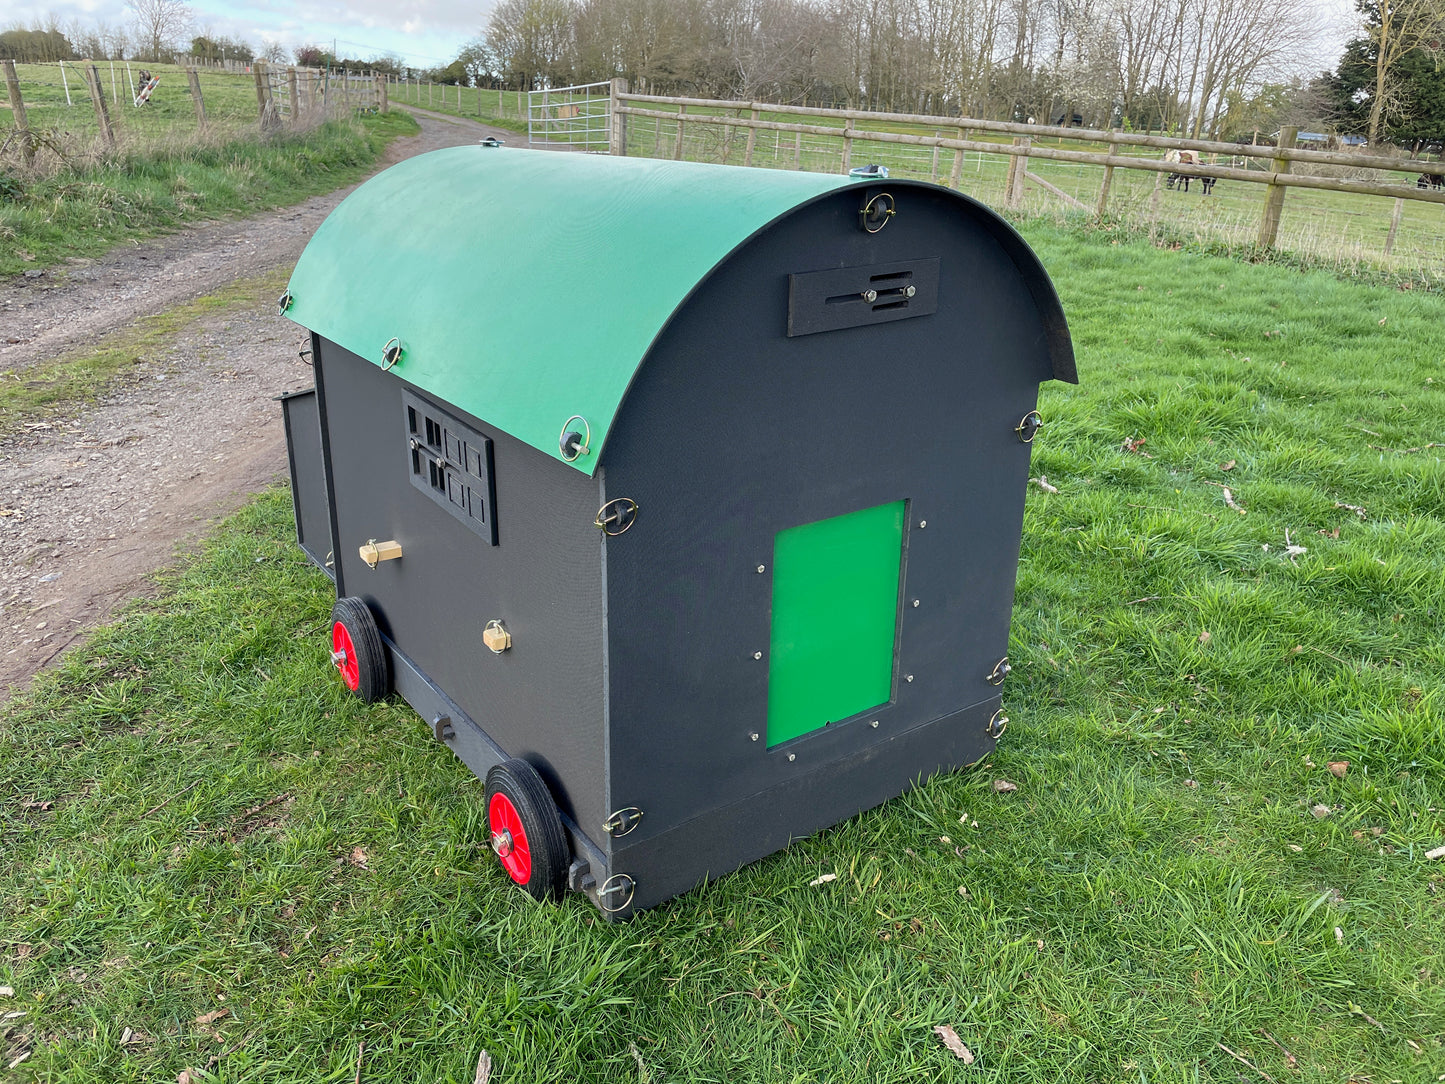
[599,185,1055,911]
[314,339,607,835]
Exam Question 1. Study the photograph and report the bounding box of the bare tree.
[127,0,193,61]
[1363,0,1445,141]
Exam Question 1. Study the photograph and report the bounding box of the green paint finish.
[283,147,855,474]
[766,501,906,747]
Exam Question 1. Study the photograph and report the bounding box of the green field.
[2,223,1442,1081]
[0,107,417,277]
[619,104,1445,277]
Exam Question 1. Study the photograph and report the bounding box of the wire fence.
[2,59,383,173]
[614,92,1445,277]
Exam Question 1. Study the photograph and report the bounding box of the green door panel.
[766,501,906,747]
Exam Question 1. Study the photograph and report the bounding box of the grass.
[0,266,290,439]
[389,82,530,135]
[623,106,1445,277]
[2,227,1444,1082]
[1,109,418,277]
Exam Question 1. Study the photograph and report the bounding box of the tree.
[1355,0,1445,141]
[127,0,194,61]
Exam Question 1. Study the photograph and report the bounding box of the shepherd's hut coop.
[276,146,1075,918]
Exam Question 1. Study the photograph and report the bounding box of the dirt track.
[0,107,514,700]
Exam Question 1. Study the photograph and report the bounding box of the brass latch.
[482,619,512,654]
[986,657,1011,686]
[359,539,402,568]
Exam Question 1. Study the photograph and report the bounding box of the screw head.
[905,674,914,683]
[870,719,879,728]
[757,565,766,573]
[912,599,920,608]
[788,753,796,762]
[919,519,927,528]
[749,732,759,741]
[753,651,763,660]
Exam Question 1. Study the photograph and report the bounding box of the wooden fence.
[608,84,1445,256]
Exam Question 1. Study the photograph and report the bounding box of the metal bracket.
[986,657,1011,686]
[986,709,1008,739]
[567,858,595,892]
[594,498,639,536]
[559,415,591,461]
[602,806,644,837]
[432,714,455,742]
[598,873,636,913]
[277,291,293,315]
[1015,410,1044,443]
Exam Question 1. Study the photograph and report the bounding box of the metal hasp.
[279,147,1076,919]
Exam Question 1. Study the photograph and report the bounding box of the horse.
[1164,149,1217,195]
[1417,173,1444,190]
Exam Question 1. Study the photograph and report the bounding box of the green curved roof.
[284,146,855,474]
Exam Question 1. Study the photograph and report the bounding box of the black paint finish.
[277,387,334,577]
[314,340,609,840]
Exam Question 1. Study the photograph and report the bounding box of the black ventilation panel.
[787,257,940,337]
[403,390,498,545]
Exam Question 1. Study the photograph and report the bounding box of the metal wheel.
[329,597,390,703]
[484,758,569,901]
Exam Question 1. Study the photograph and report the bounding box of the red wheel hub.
[331,621,360,691]
[488,792,532,885]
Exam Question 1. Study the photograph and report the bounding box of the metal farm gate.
[527,81,611,151]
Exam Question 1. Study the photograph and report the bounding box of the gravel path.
[0,107,514,700]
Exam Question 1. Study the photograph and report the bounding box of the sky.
[10,0,1361,77]
[8,0,488,70]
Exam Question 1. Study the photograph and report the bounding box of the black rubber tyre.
[484,758,570,902]
[329,597,390,703]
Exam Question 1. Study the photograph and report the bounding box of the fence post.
[84,63,116,149]
[609,78,628,155]
[948,126,967,188]
[1005,136,1029,208]
[930,130,941,181]
[377,72,388,113]
[2,61,34,164]
[841,125,853,171]
[1257,126,1297,249]
[673,104,686,160]
[1384,196,1405,255]
[255,61,280,129]
[793,129,802,169]
[1095,127,1122,218]
[744,106,759,167]
[186,67,206,126]
[59,59,72,105]
[110,60,117,104]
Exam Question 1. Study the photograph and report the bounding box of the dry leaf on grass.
[178,1071,201,1084]
[1310,804,1332,819]
[1288,844,1304,853]
[1220,459,1236,471]
[992,779,1018,793]
[1328,761,1349,777]
[7,1054,32,1071]
[194,1009,228,1026]
[348,846,369,869]
[1334,501,1367,520]
[1183,779,1199,788]
[0,986,13,997]
[1425,844,1445,861]
[808,873,837,887]
[1198,630,1212,644]
[1031,476,1059,494]
[933,1024,975,1063]
[474,1049,492,1084]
